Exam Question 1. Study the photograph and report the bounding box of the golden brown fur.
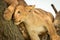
[3,0,18,20]
[4,0,18,4]
[3,0,27,21]
[13,5,60,40]
[3,0,60,39]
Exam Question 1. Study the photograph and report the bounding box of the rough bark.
[0,0,24,40]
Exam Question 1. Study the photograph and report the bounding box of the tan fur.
[3,0,18,21]
[3,3,18,21]
[4,0,18,4]
[3,0,27,21]
[13,5,60,40]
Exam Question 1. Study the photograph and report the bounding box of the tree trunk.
[0,0,24,40]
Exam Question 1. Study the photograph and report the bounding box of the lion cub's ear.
[25,5,35,12]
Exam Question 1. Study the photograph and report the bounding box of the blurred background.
[25,0,60,17]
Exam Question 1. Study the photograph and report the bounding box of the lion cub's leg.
[28,30,40,40]
[3,3,18,21]
[51,34,60,40]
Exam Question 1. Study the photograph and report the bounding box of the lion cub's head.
[13,5,35,25]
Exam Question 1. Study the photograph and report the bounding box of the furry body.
[13,5,60,40]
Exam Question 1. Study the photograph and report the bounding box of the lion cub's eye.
[29,10,31,12]
[18,11,21,14]
[29,9,32,12]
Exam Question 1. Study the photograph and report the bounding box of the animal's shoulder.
[32,8,54,22]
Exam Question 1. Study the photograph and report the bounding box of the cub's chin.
[14,21,22,25]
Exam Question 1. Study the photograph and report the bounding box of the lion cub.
[13,5,60,40]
